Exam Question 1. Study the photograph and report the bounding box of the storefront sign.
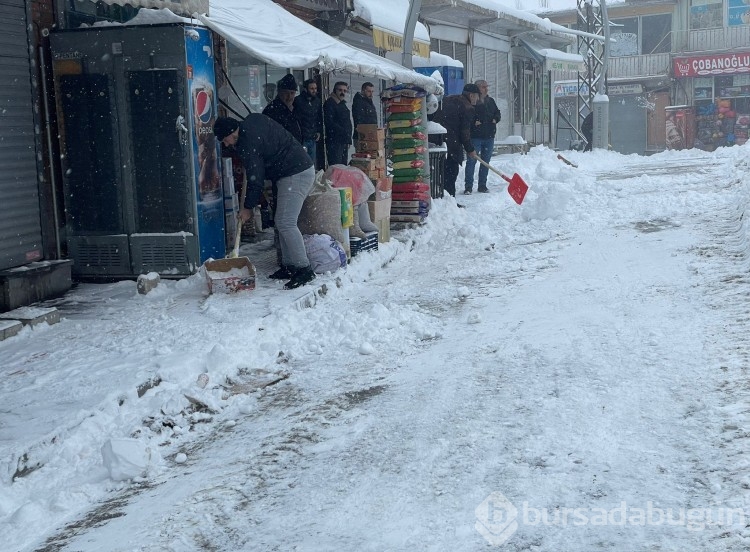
[372,27,430,58]
[674,53,750,77]
[546,59,584,73]
[553,82,589,98]
[608,84,643,95]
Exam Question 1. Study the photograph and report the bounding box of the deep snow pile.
[3,144,750,551]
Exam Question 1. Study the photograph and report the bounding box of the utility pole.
[402,0,422,69]
[577,0,610,149]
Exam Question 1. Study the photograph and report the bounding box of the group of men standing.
[432,79,502,197]
[260,75,379,169]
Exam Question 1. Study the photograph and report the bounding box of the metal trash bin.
[428,146,447,199]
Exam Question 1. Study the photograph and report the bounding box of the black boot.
[284,266,316,290]
[269,265,293,279]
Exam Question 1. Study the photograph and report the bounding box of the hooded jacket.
[323,96,353,146]
[235,114,312,209]
[433,92,476,162]
[471,95,502,140]
[293,90,323,141]
[352,91,378,138]
[262,97,303,144]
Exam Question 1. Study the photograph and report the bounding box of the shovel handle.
[475,155,509,180]
[557,153,578,168]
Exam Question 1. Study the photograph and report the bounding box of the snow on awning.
[352,0,431,58]
[518,38,584,73]
[195,0,443,94]
[96,0,206,17]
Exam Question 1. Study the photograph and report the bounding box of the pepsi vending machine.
[50,24,224,278]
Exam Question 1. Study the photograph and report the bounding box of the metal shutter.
[0,0,42,270]
[471,47,486,84]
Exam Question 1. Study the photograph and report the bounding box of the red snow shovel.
[476,157,529,205]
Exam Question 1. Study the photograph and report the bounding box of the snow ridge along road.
[3,146,750,551]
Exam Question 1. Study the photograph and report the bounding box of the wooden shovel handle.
[474,155,509,180]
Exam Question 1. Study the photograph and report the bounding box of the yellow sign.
[372,27,430,58]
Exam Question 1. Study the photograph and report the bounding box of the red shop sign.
[673,53,750,77]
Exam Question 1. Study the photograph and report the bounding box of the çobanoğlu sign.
[673,54,750,77]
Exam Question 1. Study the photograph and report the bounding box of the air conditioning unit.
[311,10,347,37]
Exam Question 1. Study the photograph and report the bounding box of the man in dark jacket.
[262,73,303,144]
[214,115,315,289]
[464,79,502,194]
[433,83,480,197]
[582,112,593,152]
[351,81,378,143]
[323,81,352,166]
[294,78,323,169]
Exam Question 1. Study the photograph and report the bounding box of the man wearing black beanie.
[214,114,315,289]
[432,83,480,197]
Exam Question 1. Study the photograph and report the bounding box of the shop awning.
[518,38,584,72]
[352,0,431,58]
[195,0,442,94]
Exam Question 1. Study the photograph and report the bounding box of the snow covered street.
[4,146,750,551]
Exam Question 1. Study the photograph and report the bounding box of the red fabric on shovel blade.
[507,174,528,205]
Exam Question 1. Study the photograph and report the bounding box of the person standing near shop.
[213,114,315,290]
[433,83,480,197]
[294,78,323,169]
[323,81,352,166]
[464,79,501,194]
[351,81,378,146]
[262,74,303,144]
[582,112,593,152]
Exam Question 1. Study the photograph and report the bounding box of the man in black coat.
[351,81,378,144]
[294,78,323,169]
[323,81,352,166]
[433,83,480,197]
[262,73,303,144]
[464,79,502,194]
[214,114,315,289]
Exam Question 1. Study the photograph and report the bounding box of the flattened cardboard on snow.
[203,258,256,294]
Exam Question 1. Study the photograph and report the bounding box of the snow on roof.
[352,0,431,44]
[412,51,464,69]
[197,0,443,94]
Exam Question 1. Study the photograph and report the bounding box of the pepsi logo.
[195,89,212,123]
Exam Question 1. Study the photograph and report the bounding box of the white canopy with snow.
[195,0,443,94]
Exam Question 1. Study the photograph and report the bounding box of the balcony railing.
[674,26,750,54]
[607,53,671,79]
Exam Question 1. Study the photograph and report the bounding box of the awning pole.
[401,0,422,69]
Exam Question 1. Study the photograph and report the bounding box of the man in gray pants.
[214,114,315,290]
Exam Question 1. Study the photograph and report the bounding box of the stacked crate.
[385,94,430,223]
[353,124,391,243]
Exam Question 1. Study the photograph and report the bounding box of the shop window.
[642,14,672,54]
[65,0,138,28]
[689,0,723,30]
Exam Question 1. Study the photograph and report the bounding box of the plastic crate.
[428,149,446,199]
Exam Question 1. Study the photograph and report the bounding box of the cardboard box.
[350,157,386,173]
[356,124,385,143]
[376,216,390,242]
[356,144,385,157]
[203,258,256,294]
[368,197,392,222]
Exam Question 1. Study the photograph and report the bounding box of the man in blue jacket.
[214,114,315,289]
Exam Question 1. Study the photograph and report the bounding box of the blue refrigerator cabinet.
[51,23,225,279]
